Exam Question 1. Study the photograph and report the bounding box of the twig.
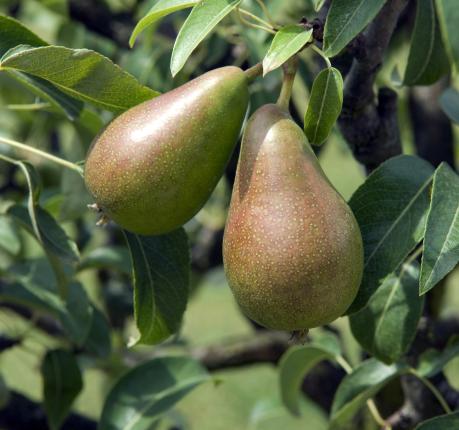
[0,135,84,175]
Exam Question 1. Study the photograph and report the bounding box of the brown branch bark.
[338,0,409,172]
[190,331,291,370]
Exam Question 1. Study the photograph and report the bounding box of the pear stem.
[244,63,263,83]
[0,135,84,176]
[276,56,299,111]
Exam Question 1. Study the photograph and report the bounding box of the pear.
[223,104,363,331]
[84,66,249,235]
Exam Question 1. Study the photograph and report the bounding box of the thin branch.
[191,331,291,370]
[0,136,84,175]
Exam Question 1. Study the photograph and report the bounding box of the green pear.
[84,66,249,235]
[223,104,363,331]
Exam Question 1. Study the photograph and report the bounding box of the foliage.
[0,0,458,429]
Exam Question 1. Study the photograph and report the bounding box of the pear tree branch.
[337,0,409,172]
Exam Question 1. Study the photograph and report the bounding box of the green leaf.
[0,16,84,119]
[59,167,92,221]
[330,359,407,428]
[0,156,79,263]
[323,0,386,57]
[415,411,459,429]
[0,14,48,57]
[420,163,459,294]
[124,229,190,345]
[440,87,459,124]
[8,204,79,263]
[170,0,242,76]
[349,264,424,364]
[249,396,328,430]
[99,356,209,430]
[262,25,312,76]
[0,276,93,345]
[279,333,341,416]
[77,245,131,275]
[83,306,112,358]
[0,374,9,409]
[310,0,326,12]
[42,349,83,430]
[436,0,459,72]
[348,155,434,313]
[0,215,21,255]
[417,336,459,377]
[304,67,343,146]
[6,70,84,120]
[130,0,197,47]
[1,46,159,112]
[403,0,449,86]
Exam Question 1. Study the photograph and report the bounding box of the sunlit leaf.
[130,0,197,47]
[262,25,312,75]
[170,0,242,76]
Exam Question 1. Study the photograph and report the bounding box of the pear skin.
[223,104,363,330]
[85,66,249,235]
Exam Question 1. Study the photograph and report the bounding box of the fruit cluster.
[84,65,363,332]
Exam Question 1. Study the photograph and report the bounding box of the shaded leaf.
[99,356,209,430]
[279,333,340,415]
[403,0,449,86]
[78,245,131,275]
[420,163,459,294]
[262,25,312,75]
[6,70,84,120]
[304,67,343,146]
[348,155,434,313]
[417,336,459,377]
[1,260,93,344]
[415,411,459,429]
[124,229,190,345]
[249,396,328,430]
[8,204,79,263]
[0,14,47,57]
[170,0,242,76]
[0,375,9,409]
[330,359,407,428]
[83,306,112,358]
[0,215,21,255]
[350,264,424,363]
[323,0,385,57]
[59,167,92,220]
[440,87,459,124]
[436,0,459,72]
[130,0,197,47]
[1,46,159,112]
[42,349,83,430]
